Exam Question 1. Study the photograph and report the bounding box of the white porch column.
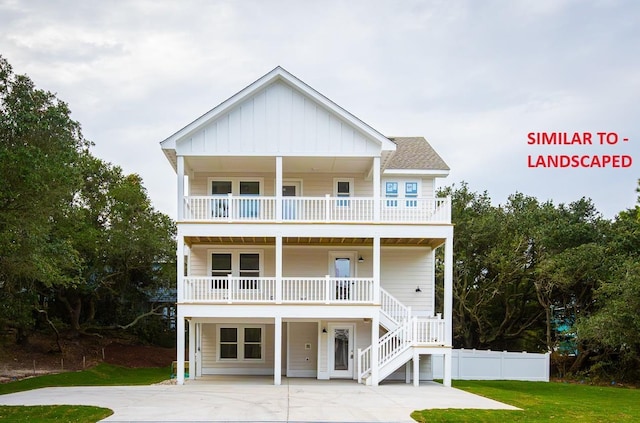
[443,230,453,346]
[413,351,420,387]
[373,157,380,221]
[196,323,202,377]
[274,316,282,385]
[177,155,184,221]
[373,236,380,303]
[188,319,196,380]
[370,312,379,386]
[176,313,185,385]
[443,229,454,388]
[443,350,452,387]
[275,236,282,303]
[276,156,283,222]
[176,231,184,303]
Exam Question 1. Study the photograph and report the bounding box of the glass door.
[329,324,355,379]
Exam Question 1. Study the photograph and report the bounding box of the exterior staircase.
[357,288,446,385]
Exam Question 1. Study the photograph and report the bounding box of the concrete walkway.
[0,378,519,422]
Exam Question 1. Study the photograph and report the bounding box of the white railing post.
[325,194,331,222]
[227,193,233,222]
[357,348,362,383]
[325,275,331,304]
[227,274,233,304]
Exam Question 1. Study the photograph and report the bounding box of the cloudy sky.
[1,0,637,219]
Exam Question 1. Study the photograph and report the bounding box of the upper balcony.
[181,195,451,224]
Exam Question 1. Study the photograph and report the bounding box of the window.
[385,182,398,207]
[212,181,232,217]
[382,180,420,207]
[211,253,232,289]
[334,178,353,207]
[405,182,418,207]
[239,253,259,289]
[239,181,260,218]
[210,178,263,218]
[218,325,264,361]
[210,250,262,290]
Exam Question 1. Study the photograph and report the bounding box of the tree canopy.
[0,55,176,345]
[440,180,640,382]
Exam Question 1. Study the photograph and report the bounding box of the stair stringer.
[378,344,415,382]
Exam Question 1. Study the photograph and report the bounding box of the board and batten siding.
[380,247,434,316]
[176,81,381,157]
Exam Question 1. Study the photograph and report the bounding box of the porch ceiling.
[185,236,444,248]
[184,156,373,174]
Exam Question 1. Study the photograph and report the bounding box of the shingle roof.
[386,137,450,171]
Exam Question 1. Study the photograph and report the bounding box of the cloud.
[1,0,637,219]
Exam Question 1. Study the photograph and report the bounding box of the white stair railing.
[380,288,411,325]
[358,317,415,383]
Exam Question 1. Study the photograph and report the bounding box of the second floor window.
[210,251,262,290]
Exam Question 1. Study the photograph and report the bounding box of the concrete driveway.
[0,378,518,422]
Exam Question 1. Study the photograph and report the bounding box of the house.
[160,67,454,387]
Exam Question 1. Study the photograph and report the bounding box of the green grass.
[0,363,170,395]
[411,380,640,422]
[0,405,112,422]
[0,363,170,422]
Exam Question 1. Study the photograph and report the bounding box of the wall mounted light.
[322,327,327,333]
[415,286,422,293]
[358,256,364,263]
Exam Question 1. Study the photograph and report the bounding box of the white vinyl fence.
[432,349,550,381]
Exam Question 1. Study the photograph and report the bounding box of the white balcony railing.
[182,195,451,224]
[182,276,375,304]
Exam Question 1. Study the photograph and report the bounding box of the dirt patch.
[103,342,176,368]
[0,331,176,383]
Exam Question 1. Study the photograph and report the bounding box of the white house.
[160,67,454,387]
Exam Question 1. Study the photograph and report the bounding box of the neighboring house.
[160,67,454,387]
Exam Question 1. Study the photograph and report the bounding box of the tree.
[0,56,176,346]
[0,55,89,342]
[51,157,176,336]
[575,181,640,381]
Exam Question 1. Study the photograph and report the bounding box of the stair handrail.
[378,317,415,367]
[379,288,411,324]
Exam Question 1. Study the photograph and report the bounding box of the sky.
[1,0,638,219]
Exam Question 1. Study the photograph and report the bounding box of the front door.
[329,324,355,379]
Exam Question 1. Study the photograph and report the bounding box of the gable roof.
[385,137,450,176]
[160,66,397,166]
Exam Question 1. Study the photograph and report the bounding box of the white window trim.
[217,324,266,362]
[208,177,265,196]
[333,178,354,197]
[207,249,264,278]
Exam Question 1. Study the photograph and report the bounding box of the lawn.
[0,363,170,422]
[412,380,640,422]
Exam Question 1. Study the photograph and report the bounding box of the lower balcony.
[182,276,376,304]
